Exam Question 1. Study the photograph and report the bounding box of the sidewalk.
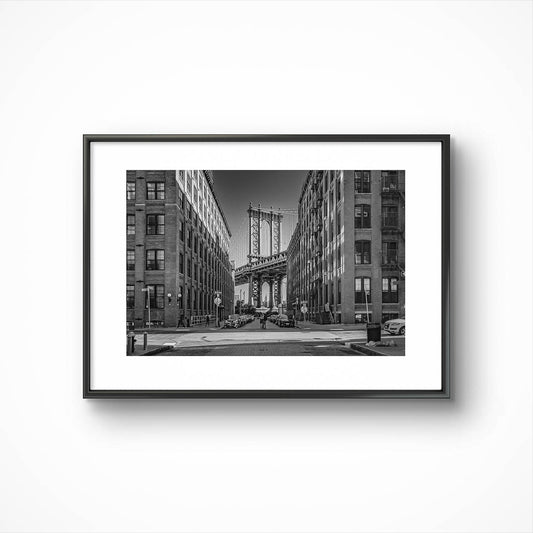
[296,321,368,331]
[349,338,405,356]
[130,325,224,334]
[127,344,174,356]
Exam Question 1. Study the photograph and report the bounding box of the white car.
[383,318,405,336]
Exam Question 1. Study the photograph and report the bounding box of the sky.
[211,170,308,269]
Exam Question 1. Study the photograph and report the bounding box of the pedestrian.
[325,302,334,324]
[261,314,267,330]
[205,314,210,327]
[177,312,186,328]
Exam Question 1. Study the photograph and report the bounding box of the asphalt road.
[131,318,404,356]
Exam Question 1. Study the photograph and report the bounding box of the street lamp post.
[364,287,370,324]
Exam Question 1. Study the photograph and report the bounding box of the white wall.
[0,2,531,532]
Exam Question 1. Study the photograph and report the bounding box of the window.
[147,182,165,200]
[127,214,135,235]
[355,204,371,228]
[146,284,164,309]
[127,249,135,270]
[382,205,399,228]
[382,241,398,265]
[355,312,372,324]
[178,189,184,208]
[187,229,191,248]
[337,279,341,304]
[355,240,371,264]
[179,221,184,241]
[336,210,341,235]
[355,277,371,303]
[382,277,399,303]
[382,312,399,323]
[146,249,165,270]
[381,170,398,191]
[126,285,135,308]
[126,182,136,200]
[354,171,371,193]
[146,214,165,235]
[179,253,184,274]
[336,177,341,202]
[187,258,191,278]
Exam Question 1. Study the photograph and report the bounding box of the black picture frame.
[83,134,450,399]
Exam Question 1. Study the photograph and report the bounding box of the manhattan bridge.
[233,203,297,309]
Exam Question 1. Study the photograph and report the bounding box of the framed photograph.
[84,134,450,399]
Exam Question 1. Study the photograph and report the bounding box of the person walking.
[260,314,267,330]
[205,314,210,327]
[177,312,186,328]
[325,302,334,324]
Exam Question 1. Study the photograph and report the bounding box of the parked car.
[383,318,405,336]
[224,314,243,328]
[277,314,295,328]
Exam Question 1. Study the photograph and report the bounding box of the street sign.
[214,297,221,306]
[301,305,308,313]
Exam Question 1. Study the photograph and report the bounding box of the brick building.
[126,170,234,329]
[286,170,405,324]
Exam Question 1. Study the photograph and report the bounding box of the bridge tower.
[247,204,283,308]
[247,204,282,261]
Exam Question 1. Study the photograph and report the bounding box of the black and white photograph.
[126,169,406,358]
[85,134,447,397]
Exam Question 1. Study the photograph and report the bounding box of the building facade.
[286,170,405,324]
[126,170,234,329]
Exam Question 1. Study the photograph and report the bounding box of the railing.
[190,315,216,327]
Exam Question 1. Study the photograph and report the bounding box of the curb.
[347,342,403,357]
[129,345,173,356]
[349,343,390,356]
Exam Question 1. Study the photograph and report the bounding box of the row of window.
[354,312,400,324]
[311,277,400,308]
[354,205,400,229]
[354,170,400,194]
[354,277,399,303]
[127,181,165,201]
[355,241,400,265]
[127,249,166,270]
[127,214,165,235]
[128,249,223,284]
[127,284,165,309]
[127,284,223,311]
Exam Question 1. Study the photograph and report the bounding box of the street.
[131,318,398,356]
